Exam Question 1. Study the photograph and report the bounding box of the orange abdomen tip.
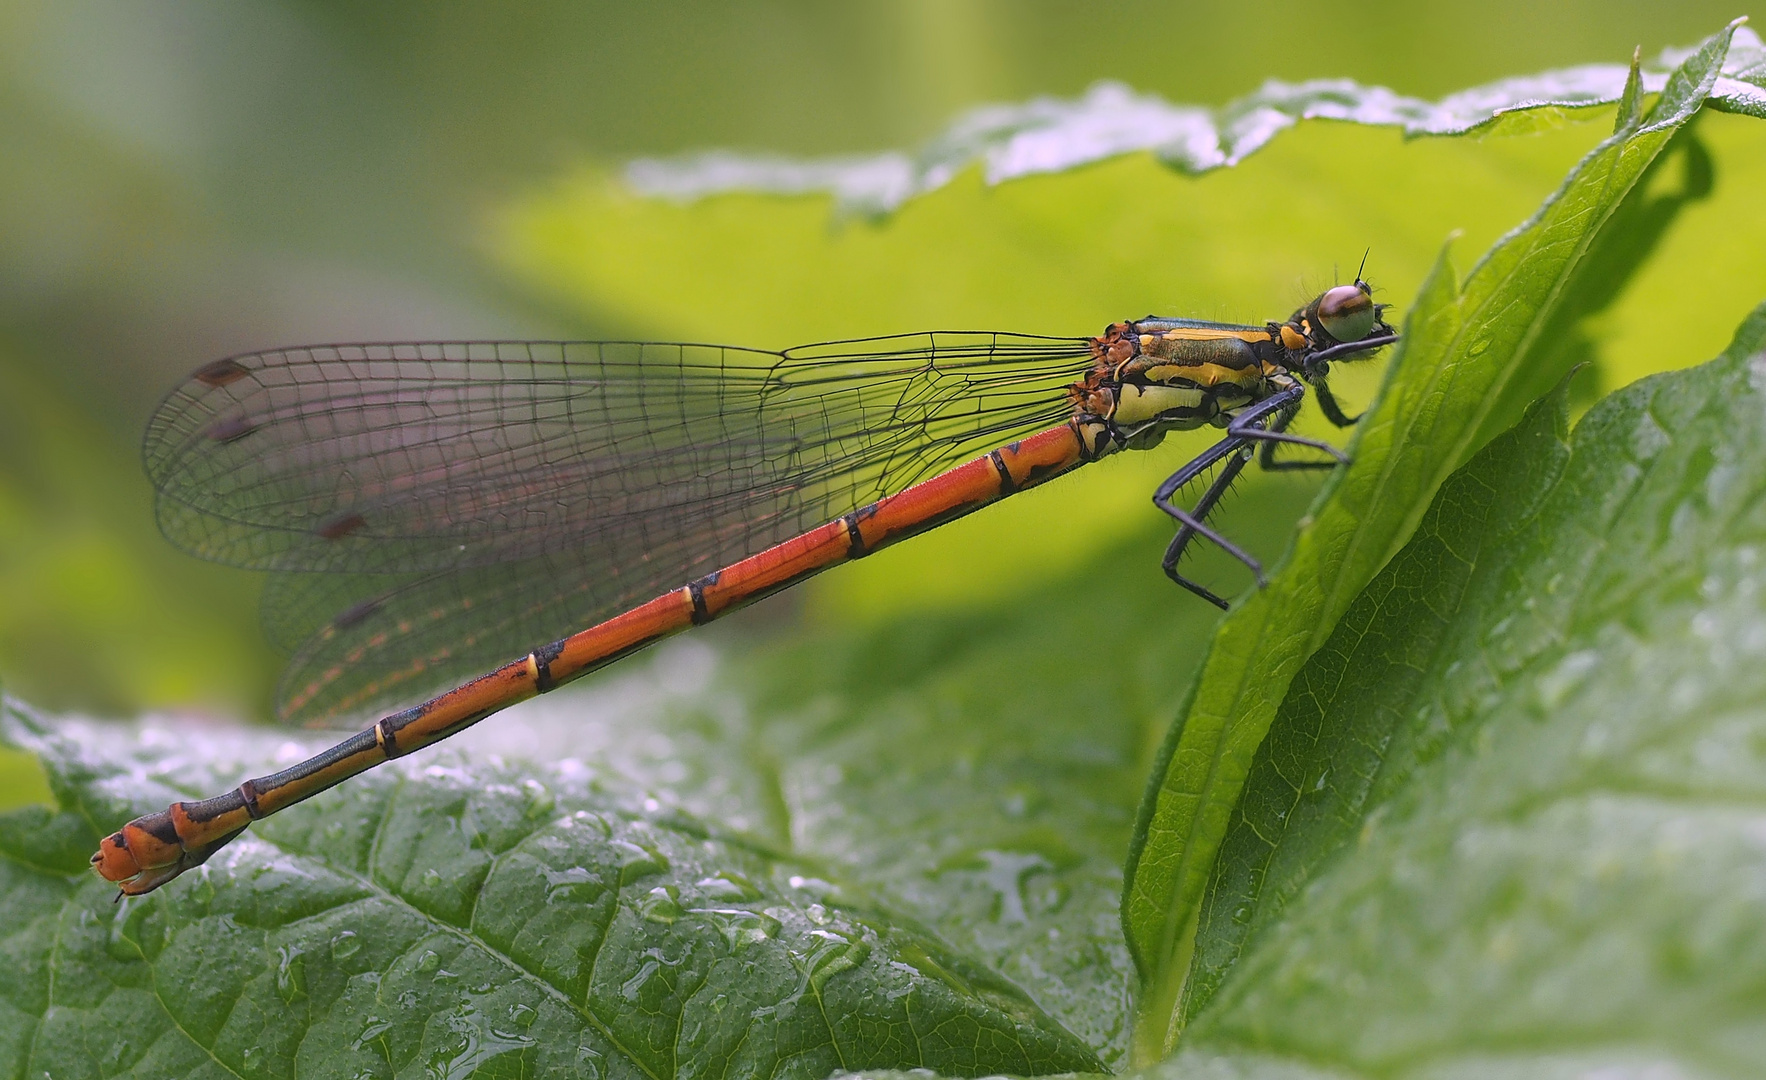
[91,809,196,895]
[90,830,141,883]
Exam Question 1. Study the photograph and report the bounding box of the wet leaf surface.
[0,709,1100,1080]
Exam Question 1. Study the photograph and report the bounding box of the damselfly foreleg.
[1309,377,1361,428]
[1154,425,1262,535]
[1226,385,1349,466]
[1257,403,1340,471]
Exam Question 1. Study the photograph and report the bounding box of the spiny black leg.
[1165,447,1251,572]
[1161,445,1255,608]
[1150,383,1342,607]
[1230,422,1349,463]
[1311,378,1361,428]
[1227,385,1348,465]
[1153,434,1257,561]
[1259,404,1339,472]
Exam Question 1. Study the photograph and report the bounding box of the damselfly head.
[1314,280,1378,345]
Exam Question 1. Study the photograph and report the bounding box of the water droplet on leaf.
[331,931,361,961]
[639,885,683,923]
[275,944,307,1002]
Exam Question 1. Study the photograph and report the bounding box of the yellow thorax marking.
[1140,326,1267,344]
[1143,362,1262,389]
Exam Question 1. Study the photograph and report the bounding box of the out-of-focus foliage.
[0,351,275,717]
[625,34,1765,213]
[1,1,1761,723]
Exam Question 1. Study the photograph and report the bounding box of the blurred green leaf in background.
[1,0,1760,720]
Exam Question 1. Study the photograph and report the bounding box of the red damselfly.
[93,279,1396,895]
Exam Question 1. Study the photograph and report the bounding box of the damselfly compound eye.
[1316,284,1377,343]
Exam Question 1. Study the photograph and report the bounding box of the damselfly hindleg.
[1159,444,1257,607]
[1155,382,1352,608]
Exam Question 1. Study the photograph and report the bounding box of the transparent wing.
[263,552,678,727]
[144,336,1095,724]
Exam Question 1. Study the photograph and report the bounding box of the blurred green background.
[2,0,1761,744]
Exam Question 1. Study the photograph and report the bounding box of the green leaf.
[1158,298,1766,1078]
[1184,360,1579,1025]
[0,703,1100,1080]
[1464,117,1717,449]
[1119,22,1747,1062]
[625,28,1766,216]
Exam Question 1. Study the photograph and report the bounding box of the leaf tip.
[1541,362,1586,440]
[1616,47,1645,132]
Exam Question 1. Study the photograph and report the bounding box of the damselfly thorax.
[92,277,1395,896]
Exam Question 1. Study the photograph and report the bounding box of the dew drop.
[639,885,684,924]
[275,943,307,1002]
[611,839,669,884]
[331,931,361,961]
[522,779,555,820]
[969,850,1052,925]
[691,907,781,950]
[425,996,535,1080]
[619,946,683,1004]
[351,1015,392,1051]
[544,865,595,905]
[695,872,762,902]
[792,927,871,992]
